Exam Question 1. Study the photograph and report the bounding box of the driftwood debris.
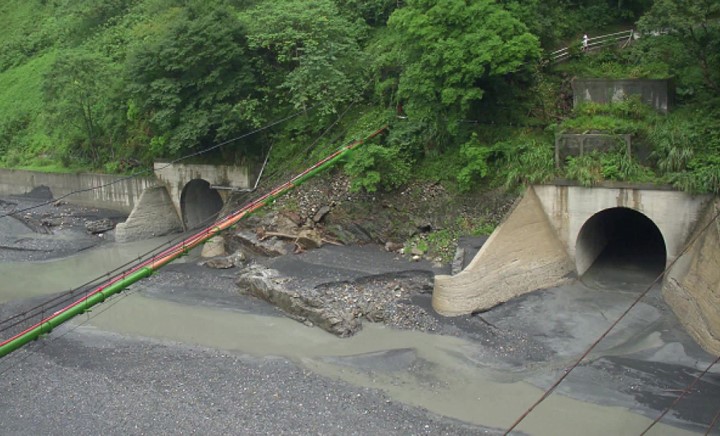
[260,229,342,253]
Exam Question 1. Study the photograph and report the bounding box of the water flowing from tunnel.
[0,239,709,435]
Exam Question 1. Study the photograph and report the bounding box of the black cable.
[0,104,318,220]
[505,205,720,434]
[0,93,369,347]
[640,354,720,435]
[706,407,720,436]
[0,102,330,336]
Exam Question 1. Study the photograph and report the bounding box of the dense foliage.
[0,0,718,193]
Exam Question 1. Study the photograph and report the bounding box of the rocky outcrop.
[115,186,183,243]
[229,230,290,258]
[235,264,437,337]
[201,251,245,269]
[85,218,115,234]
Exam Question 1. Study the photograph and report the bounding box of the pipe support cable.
[0,126,386,359]
[0,104,319,220]
[504,206,720,435]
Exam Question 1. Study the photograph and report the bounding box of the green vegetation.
[0,0,718,198]
[406,216,496,263]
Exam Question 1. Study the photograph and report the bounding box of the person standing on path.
[582,34,589,51]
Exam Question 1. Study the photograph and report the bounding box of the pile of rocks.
[235,264,439,337]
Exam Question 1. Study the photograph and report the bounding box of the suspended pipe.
[0,126,387,359]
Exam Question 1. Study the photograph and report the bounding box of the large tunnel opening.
[576,207,666,283]
[180,179,223,230]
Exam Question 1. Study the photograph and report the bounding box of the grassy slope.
[0,52,58,167]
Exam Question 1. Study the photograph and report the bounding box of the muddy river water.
[0,236,714,435]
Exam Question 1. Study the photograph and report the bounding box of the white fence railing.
[548,29,636,63]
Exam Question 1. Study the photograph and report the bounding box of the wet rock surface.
[236,262,439,337]
[237,243,446,334]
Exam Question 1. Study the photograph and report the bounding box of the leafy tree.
[456,133,490,191]
[125,4,259,157]
[335,0,399,26]
[43,50,116,165]
[637,0,720,95]
[384,0,541,145]
[239,0,367,118]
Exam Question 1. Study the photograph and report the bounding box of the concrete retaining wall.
[0,168,157,212]
[572,78,673,113]
[662,199,720,355]
[115,186,183,243]
[555,134,631,168]
[433,187,575,315]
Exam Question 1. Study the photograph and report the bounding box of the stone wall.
[572,78,673,113]
[0,168,156,212]
[662,199,720,355]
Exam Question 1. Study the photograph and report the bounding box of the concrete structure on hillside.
[153,162,255,230]
[0,161,256,234]
[434,184,718,351]
[0,168,155,213]
[572,78,673,113]
[555,133,633,168]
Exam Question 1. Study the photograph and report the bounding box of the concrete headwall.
[154,162,254,219]
[533,184,709,271]
[434,184,711,316]
[662,199,720,355]
[572,78,673,113]
[433,187,575,315]
[0,168,157,212]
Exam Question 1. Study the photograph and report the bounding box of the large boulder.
[235,264,361,337]
[85,218,115,234]
[201,236,227,258]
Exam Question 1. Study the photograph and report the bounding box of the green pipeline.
[0,267,153,358]
[0,126,385,359]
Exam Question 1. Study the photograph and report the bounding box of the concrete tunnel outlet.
[575,207,667,278]
[180,179,224,230]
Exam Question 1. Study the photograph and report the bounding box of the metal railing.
[548,29,635,63]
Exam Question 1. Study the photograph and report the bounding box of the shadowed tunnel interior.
[180,179,223,229]
[576,207,666,280]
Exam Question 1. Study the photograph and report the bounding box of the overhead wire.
[639,353,720,435]
[0,285,145,378]
[706,407,720,436]
[0,89,377,371]
[0,103,320,220]
[0,101,331,340]
[0,96,365,341]
[505,205,720,435]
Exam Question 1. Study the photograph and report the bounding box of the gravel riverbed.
[2,193,719,435]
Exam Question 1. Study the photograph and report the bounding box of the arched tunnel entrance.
[180,179,223,230]
[576,207,666,281]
